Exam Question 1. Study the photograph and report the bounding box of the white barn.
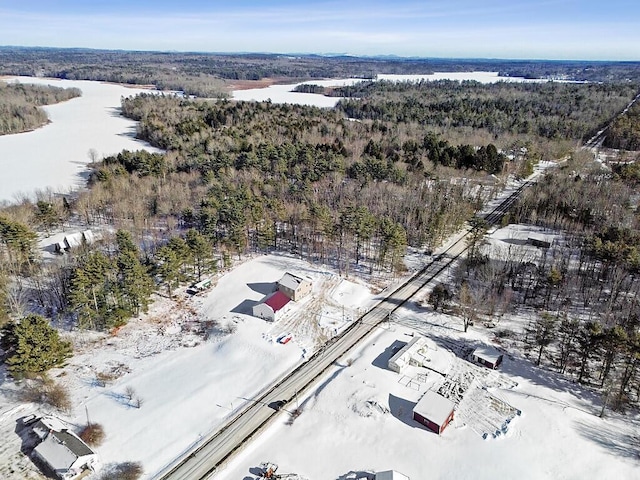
[252,291,291,322]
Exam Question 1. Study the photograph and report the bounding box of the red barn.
[471,346,504,369]
[413,390,455,434]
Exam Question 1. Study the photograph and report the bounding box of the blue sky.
[0,0,638,60]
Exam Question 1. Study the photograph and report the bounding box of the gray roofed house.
[30,416,101,479]
[277,272,312,301]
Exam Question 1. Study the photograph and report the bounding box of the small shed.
[252,291,291,322]
[471,346,504,369]
[413,390,455,434]
[277,272,312,301]
[527,232,551,248]
[376,471,410,480]
[30,416,101,479]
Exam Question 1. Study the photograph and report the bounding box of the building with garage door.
[413,390,455,434]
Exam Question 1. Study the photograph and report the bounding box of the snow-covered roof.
[376,471,410,480]
[264,291,291,312]
[64,232,84,249]
[278,272,310,291]
[413,390,455,426]
[34,434,79,473]
[472,346,503,364]
[388,336,426,366]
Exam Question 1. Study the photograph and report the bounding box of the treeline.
[0,81,81,135]
[336,80,638,141]
[2,47,640,97]
[604,101,640,150]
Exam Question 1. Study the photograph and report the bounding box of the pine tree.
[185,229,216,281]
[115,230,154,315]
[0,314,72,378]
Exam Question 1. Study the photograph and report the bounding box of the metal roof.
[264,291,291,312]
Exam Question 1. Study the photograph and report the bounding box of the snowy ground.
[2,237,638,479]
[215,305,640,480]
[0,76,161,203]
[0,254,379,479]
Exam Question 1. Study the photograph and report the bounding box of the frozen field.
[0,77,161,203]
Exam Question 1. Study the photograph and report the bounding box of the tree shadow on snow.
[574,418,640,460]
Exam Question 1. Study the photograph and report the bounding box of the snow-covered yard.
[215,308,640,480]
[0,254,378,478]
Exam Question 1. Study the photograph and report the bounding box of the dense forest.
[2,47,640,98]
[335,80,639,142]
[0,81,81,135]
[604,100,640,150]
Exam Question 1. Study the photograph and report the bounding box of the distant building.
[252,291,291,322]
[376,471,410,480]
[471,346,504,369]
[30,416,101,479]
[413,390,455,435]
[527,233,551,248]
[277,272,312,301]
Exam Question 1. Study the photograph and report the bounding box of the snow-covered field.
[232,71,544,107]
[0,77,161,203]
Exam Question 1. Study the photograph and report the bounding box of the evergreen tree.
[115,230,154,316]
[185,229,216,280]
[0,314,72,378]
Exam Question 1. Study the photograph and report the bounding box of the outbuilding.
[277,272,312,301]
[412,390,455,434]
[252,291,291,322]
[471,346,504,369]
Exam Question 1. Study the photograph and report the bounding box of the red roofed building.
[252,291,291,322]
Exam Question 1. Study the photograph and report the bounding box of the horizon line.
[1,44,639,64]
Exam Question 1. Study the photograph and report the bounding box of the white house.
[388,335,452,375]
[277,272,312,301]
[252,291,291,322]
[30,416,101,479]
